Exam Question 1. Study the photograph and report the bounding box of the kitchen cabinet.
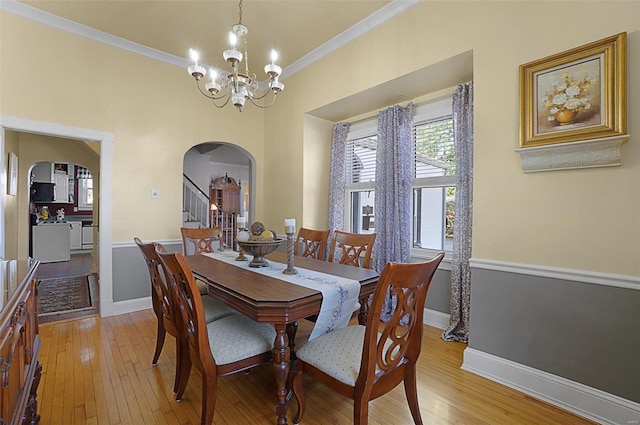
[53,173,69,203]
[31,162,70,203]
[69,222,82,250]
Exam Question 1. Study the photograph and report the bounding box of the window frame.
[342,95,456,265]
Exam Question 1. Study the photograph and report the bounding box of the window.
[343,97,455,251]
[412,99,455,251]
[345,124,377,235]
[77,167,93,211]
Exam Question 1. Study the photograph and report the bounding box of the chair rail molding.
[470,258,640,290]
[514,135,629,172]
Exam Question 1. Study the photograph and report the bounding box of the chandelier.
[186,0,284,112]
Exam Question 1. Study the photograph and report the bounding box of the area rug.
[38,275,93,316]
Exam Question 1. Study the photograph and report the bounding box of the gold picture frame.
[519,32,626,148]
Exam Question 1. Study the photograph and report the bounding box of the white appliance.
[82,221,94,249]
[32,223,71,263]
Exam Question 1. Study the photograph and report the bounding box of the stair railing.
[183,174,211,228]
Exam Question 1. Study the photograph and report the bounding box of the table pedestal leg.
[358,294,371,325]
[273,324,290,425]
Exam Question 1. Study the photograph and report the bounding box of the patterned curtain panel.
[443,82,474,343]
[374,103,414,322]
[328,122,350,235]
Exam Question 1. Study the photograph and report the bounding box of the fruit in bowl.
[237,222,283,267]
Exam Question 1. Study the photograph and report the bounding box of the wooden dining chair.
[328,230,377,269]
[155,248,276,425]
[294,228,330,260]
[181,226,225,295]
[135,238,237,393]
[291,252,445,425]
[181,226,224,255]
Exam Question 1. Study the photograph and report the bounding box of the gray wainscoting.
[468,267,639,403]
[425,269,451,314]
[112,241,181,302]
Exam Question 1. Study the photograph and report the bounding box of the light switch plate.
[151,189,159,199]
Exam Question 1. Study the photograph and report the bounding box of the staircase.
[183,175,210,228]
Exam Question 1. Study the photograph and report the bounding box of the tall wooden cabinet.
[210,174,240,249]
[0,259,41,425]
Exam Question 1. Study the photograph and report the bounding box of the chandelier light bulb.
[189,48,200,64]
[270,49,278,64]
[229,32,238,48]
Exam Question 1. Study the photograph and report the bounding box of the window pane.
[413,186,455,250]
[414,118,455,178]
[346,136,377,184]
[78,178,93,210]
[350,191,376,234]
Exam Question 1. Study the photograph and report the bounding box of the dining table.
[185,251,379,425]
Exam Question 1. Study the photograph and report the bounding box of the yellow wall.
[262,1,640,276]
[1,2,639,276]
[0,11,266,244]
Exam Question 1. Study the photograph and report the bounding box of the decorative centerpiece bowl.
[236,239,283,267]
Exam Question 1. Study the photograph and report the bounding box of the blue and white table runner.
[203,251,360,340]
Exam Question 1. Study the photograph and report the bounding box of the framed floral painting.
[519,33,626,148]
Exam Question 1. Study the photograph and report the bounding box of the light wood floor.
[37,310,596,425]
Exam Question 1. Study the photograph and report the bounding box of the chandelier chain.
[238,0,243,25]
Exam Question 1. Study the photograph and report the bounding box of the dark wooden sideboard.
[0,259,41,425]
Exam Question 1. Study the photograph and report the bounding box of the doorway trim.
[0,115,116,316]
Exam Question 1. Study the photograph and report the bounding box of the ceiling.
[15,0,409,78]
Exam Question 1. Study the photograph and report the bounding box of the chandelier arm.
[210,92,232,109]
[247,93,279,109]
[195,79,230,101]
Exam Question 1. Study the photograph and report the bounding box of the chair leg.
[353,397,370,425]
[152,319,166,365]
[404,367,423,425]
[173,336,183,393]
[291,361,305,425]
[175,340,192,401]
[201,373,217,425]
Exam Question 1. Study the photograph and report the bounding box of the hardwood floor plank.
[37,310,597,425]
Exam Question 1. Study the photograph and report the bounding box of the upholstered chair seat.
[206,314,276,365]
[296,325,391,386]
[202,296,237,323]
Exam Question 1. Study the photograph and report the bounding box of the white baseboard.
[462,348,640,425]
[107,296,152,316]
[423,308,450,330]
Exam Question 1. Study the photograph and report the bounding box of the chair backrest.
[134,238,178,335]
[155,248,216,371]
[294,228,330,260]
[180,226,224,255]
[358,252,444,389]
[328,231,376,269]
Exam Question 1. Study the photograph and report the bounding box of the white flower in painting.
[565,85,581,97]
[556,81,567,91]
[564,98,581,110]
[584,103,591,110]
[547,115,556,121]
[552,94,567,105]
[549,107,559,114]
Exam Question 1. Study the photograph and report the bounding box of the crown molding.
[1,0,420,80]
[1,0,193,69]
[281,0,421,79]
